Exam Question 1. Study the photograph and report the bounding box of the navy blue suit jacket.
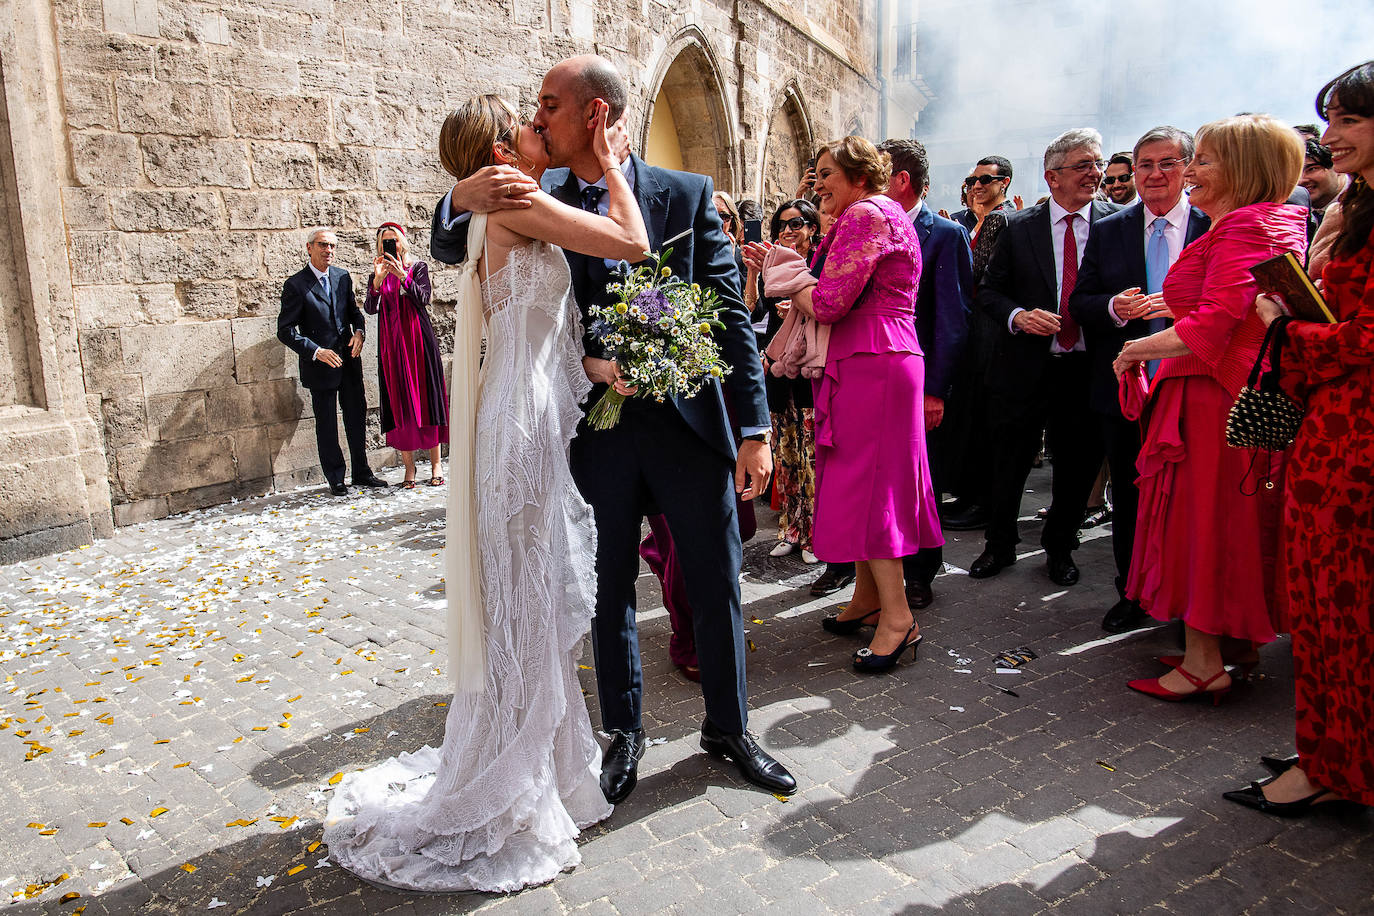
[1068,200,1210,415]
[430,156,768,461]
[277,265,364,390]
[911,204,973,400]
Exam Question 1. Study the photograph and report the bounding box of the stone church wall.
[0,0,877,559]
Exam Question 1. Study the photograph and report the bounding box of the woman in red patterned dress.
[1228,61,1374,816]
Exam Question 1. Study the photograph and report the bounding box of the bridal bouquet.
[585,241,731,430]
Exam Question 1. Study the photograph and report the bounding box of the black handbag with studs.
[1225,316,1303,451]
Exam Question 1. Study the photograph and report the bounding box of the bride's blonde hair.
[439,94,520,181]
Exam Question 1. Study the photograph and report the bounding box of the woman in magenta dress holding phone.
[366,222,449,488]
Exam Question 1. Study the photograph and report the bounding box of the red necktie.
[1057,213,1080,350]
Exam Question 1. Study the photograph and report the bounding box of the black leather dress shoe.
[700,719,796,795]
[905,581,934,610]
[352,473,390,488]
[1101,597,1147,633]
[1046,553,1080,586]
[599,728,646,804]
[968,549,1015,579]
[941,503,989,531]
[809,564,856,597]
[330,483,349,496]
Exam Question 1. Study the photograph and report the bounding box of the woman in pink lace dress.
[365,222,449,488]
[755,137,943,672]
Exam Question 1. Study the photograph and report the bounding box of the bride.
[324,94,648,893]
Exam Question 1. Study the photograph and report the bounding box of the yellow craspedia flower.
[710,366,723,377]
[698,322,711,333]
[615,303,629,314]
[660,266,672,277]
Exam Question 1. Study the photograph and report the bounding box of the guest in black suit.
[277,228,386,495]
[431,56,795,804]
[878,139,973,609]
[970,129,1117,586]
[1070,126,1209,632]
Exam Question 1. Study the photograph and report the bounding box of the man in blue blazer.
[879,139,973,609]
[277,228,386,495]
[1069,126,1209,632]
[971,129,1119,587]
[430,56,794,805]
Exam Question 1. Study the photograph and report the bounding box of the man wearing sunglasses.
[970,128,1118,588]
[1101,153,1137,205]
[1068,126,1209,633]
[949,156,1016,234]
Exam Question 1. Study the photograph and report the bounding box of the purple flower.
[630,288,672,321]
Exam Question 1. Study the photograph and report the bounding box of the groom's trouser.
[571,399,749,735]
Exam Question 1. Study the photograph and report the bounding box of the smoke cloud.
[908,0,1374,211]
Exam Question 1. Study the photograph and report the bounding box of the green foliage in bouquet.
[585,242,731,429]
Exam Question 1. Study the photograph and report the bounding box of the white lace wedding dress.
[323,238,611,892]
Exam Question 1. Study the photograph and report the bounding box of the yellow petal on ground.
[149,807,168,817]
[60,892,81,903]
[328,772,343,785]
[153,739,169,745]
[39,829,56,835]
[87,822,107,828]
[306,840,320,853]
[173,762,190,769]
[434,702,447,708]
[179,863,197,873]
[26,822,45,829]
[120,817,134,825]
[747,639,757,653]
[287,864,306,876]
[286,695,301,703]
[773,794,790,803]
[353,727,369,734]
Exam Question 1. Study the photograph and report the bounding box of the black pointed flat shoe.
[1222,781,1354,818]
[1260,754,1300,777]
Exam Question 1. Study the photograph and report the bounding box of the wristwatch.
[742,431,770,444]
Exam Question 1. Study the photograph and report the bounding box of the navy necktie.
[580,185,605,213]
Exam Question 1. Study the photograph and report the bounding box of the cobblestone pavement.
[1,468,1370,915]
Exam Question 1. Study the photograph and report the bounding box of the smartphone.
[743,218,763,245]
[382,238,398,259]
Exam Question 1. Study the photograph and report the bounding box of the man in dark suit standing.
[277,228,387,495]
[970,129,1117,586]
[878,138,973,609]
[430,56,795,805]
[1069,126,1209,632]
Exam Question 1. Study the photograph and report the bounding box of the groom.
[431,56,796,804]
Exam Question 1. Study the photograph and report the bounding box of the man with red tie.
[970,129,1119,586]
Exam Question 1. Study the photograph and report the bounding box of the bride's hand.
[591,101,618,169]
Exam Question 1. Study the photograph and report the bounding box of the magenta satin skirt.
[811,351,944,562]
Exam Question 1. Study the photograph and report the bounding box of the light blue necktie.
[320,271,330,300]
[1144,217,1170,377]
